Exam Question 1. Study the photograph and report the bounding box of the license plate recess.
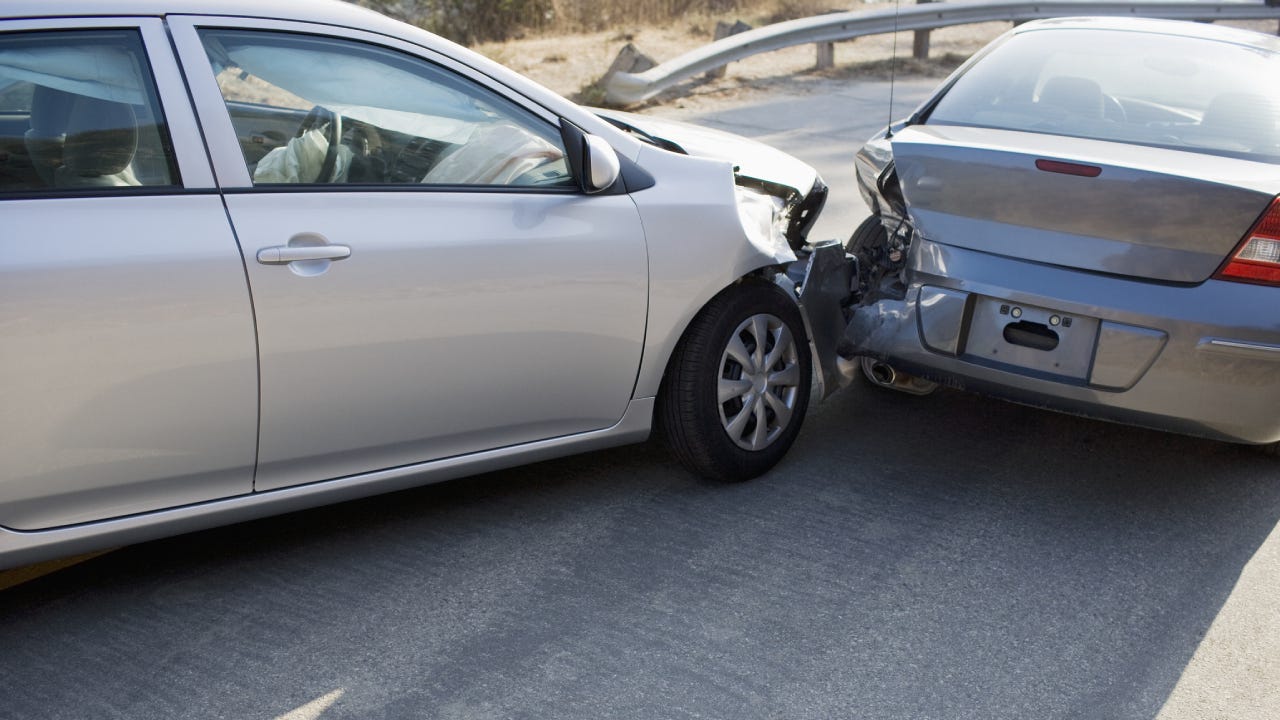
[962,295,1099,380]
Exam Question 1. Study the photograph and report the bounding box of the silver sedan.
[0,0,835,568]
[850,17,1280,452]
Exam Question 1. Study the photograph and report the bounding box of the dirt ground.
[473,15,1280,110]
[474,17,1005,107]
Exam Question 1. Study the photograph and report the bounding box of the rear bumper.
[849,239,1280,444]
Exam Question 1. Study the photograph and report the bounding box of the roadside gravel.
[474,17,1280,109]
[474,19,1007,105]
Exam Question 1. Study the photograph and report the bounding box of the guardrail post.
[816,41,836,69]
[706,20,752,78]
[602,43,656,83]
[913,0,934,60]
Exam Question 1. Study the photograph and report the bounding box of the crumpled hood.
[590,107,820,201]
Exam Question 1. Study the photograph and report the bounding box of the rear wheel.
[847,214,887,254]
[658,280,812,481]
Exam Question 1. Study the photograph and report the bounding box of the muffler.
[859,357,937,396]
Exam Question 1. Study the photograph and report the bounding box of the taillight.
[1215,196,1280,286]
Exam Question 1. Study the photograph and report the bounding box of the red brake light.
[1215,196,1280,286]
[1035,159,1102,177]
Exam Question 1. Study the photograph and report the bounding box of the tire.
[658,279,812,482]
[1260,442,1280,457]
[847,214,887,254]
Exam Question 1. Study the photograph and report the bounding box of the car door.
[0,19,258,530]
[169,18,648,492]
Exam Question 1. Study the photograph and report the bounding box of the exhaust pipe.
[859,357,937,396]
[868,361,896,386]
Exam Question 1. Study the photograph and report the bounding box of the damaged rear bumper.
[846,237,1280,445]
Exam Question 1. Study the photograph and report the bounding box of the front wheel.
[658,280,812,481]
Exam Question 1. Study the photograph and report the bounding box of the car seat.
[54,95,140,188]
[1037,76,1105,119]
[22,85,76,187]
[1196,92,1277,153]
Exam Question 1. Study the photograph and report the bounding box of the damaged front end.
[721,155,864,402]
[732,169,863,402]
[731,124,940,403]
[768,122,943,402]
[593,106,871,401]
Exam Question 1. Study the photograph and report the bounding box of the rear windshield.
[925,28,1280,162]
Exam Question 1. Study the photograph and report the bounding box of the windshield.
[925,27,1280,162]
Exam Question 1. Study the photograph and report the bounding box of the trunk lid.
[892,125,1279,283]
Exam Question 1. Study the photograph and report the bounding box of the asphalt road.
[2,80,1278,720]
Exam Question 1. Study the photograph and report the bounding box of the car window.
[198,29,575,188]
[0,82,34,113]
[0,29,180,193]
[925,29,1280,162]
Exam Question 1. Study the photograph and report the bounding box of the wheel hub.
[717,312,802,452]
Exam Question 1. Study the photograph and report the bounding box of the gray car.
[0,0,841,568]
[850,17,1280,451]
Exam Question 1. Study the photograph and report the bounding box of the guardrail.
[603,0,1280,105]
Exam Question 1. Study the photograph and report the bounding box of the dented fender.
[626,143,858,404]
[628,147,807,400]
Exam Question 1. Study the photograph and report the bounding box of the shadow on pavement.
[2,383,1277,720]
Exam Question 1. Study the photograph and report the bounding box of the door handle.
[257,245,351,264]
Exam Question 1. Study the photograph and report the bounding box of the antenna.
[885,0,902,139]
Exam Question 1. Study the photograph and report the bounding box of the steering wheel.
[296,105,342,183]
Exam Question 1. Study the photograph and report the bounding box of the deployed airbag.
[423,122,561,185]
[253,128,353,184]
[0,45,146,105]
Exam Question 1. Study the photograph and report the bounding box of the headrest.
[61,96,138,178]
[1038,76,1104,119]
[1200,92,1277,150]
[28,85,77,134]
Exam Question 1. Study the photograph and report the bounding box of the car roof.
[1013,16,1280,52]
[1,0,398,32]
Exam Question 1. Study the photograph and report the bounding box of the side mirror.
[560,119,620,194]
[582,134,621,193]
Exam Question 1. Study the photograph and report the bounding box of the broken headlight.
[734,185,795,263]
